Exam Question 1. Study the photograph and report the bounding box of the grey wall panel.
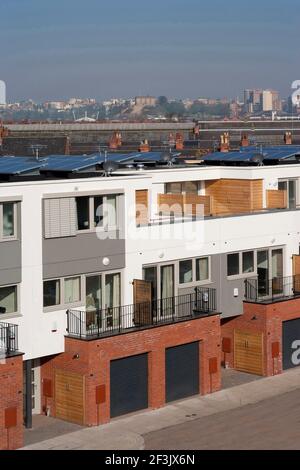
[0,240,22,286]
[43,232,125,279]
[178,253,256,319]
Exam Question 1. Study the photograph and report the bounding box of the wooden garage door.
[55,370,85,425]
[234,330,264,376]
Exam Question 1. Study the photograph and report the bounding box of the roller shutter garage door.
[110,353,148,418]
[283,318,300,370]
[165,342,199,403]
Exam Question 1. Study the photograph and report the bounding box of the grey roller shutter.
[44,198,77,238]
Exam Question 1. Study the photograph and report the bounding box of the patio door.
[160,265,174,318]
[272,249,283,295]
[257,250,269,297]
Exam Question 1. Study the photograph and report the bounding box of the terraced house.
[1,147,300,449]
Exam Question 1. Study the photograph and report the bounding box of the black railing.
[244,276,300,303]
[0,322,19,356]
[67,288,217,340]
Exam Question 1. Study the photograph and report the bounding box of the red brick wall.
[0,355,23,450]
[41,315,221,426]
[221,298,300,377]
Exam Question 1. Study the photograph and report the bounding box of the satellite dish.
[102,160,119,176]
[160,152,172,163]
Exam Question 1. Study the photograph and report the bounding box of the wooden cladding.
[205,179,263,216]
[234,330,264,376]
[157,193,211,217]
[136,190,149,225]
[266,190,287,209]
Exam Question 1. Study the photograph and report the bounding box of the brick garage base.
[0,355,23,450]
[41,315,221,426]
[221,298,300,377]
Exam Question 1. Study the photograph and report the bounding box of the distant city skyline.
[1,0,299,101]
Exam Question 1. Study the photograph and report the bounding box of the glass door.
[288,180,296,209]
[143,266,158,318]
[257,250,269,297]
[272,249,284,296]
[86,275,102,330]
[160,265,174,318]
[105,273,121,328]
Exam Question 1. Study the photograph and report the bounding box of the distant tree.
[165,101,186,119]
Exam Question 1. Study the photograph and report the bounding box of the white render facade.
[0,163,299,362]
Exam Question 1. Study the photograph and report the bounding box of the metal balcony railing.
[66,287,217,340]
[0,322,19,356]
[244,276,300,303]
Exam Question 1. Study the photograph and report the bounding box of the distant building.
[262,90,273,112]
[244,89,281,113]
[0,80,6,105]
[135,96,157,107]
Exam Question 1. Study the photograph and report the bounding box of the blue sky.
[1,0,299,101]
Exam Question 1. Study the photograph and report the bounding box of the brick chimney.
[175,133,184,150]
[193,125,200,138]
[241,133,249,147]
[0,125,9,146]
[220,132,230,152]
[284,131,292,145]
[139,139,150,153]
[64,136,71,155]
[109,131,122,150]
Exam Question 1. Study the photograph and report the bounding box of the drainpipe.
[24,360,33,429]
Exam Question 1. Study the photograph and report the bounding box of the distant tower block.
[241,133,249,147]
[284,132,292,145]
[0,80,6,105]
[220,132,230,152]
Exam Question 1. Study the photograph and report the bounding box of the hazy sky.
[1,0,299,101]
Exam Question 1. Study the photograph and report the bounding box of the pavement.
[21,368,300,450]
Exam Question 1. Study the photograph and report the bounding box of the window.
[166,182,182,194]
[279,180,297,209]
[227,253,240,277]
[179,260,193,284]
[0,203,16,240]
[0,285,17,315]
[64,277,81,304]
[242,251,254,274]
[76,197,90,231]
[43,280,60,307]
[196,257,209,282]
[183,181,198,194]
[76,195,117,231]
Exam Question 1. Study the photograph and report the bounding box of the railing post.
[79,311,82,339]
[66,309,69,333]
[119,306,121,333]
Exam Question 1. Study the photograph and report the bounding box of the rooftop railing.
[244,276,300,303]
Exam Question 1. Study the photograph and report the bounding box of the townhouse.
[1,149,300,448]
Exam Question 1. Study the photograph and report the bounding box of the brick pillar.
[220,132,230,152]
[241,133,249,147]
[0,355,24,450]
[284,131,292,145]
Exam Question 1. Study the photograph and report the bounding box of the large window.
[0,203,17,240]
[278,180,297,209]
[179,260,193,284]
[76,195,117,232]
[242,251,254,274]
[64,277,81,304]
[0,285,18,315]
[227,253,240,277]
[43,280,60,307]
[196,257,209,282]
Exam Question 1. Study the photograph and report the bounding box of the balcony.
[244,276,300,304]
[0,322,19,358]
[66,287,217,340]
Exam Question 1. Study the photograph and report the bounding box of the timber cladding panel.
[55,370,85,425]
[266,190,287,209]
[234,330,264,376]
[136,189,149,225]
[205,179,263,215]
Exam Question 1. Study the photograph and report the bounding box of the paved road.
[144,389,300,450]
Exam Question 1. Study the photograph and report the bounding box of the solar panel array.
[203,146,300,163]
[0,152,180,176]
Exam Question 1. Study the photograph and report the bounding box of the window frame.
[227,247,284,280]
[0,283,19,317]
[0,202,18,242]
[75,195,118,234]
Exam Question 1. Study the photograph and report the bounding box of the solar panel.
[0,157,45,174]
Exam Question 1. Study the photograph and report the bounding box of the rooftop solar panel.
[0,157,45,174]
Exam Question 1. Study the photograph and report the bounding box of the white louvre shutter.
[44,198,76,238]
